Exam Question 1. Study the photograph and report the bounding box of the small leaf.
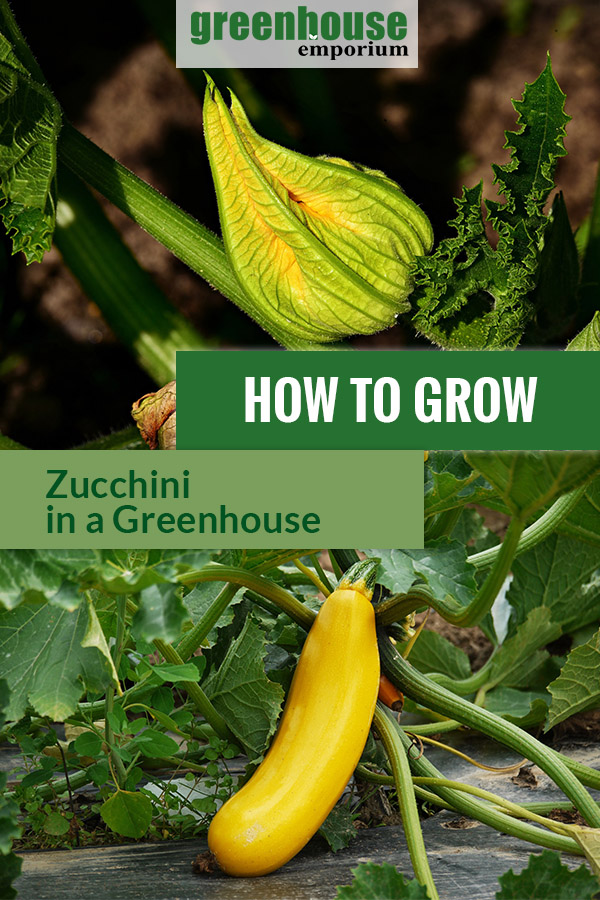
[496,849,599,899]
[318,803,357,852]
[99,790,153,838]
[43,811,70,836]
[149,662,203,684]
[567,311,600,350]
[204,76,432,344]
[130,729,180,759]
[204,617,284,760]
[131,582,188,643]
[73,731,103,758]
[547,628,600,729]
[336,862,430,899]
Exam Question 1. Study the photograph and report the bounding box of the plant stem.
[329,549,361,573]
[55,165,207,384]
[374,705,439,899]
[379,632,600,827]
[152,638,234,742]
[77,426,148,450]
[468,484,587,570]
[377,518,524,627]
[177,565,316,630]
[395,726,582,855]
[309,554,334,594]
[411,778,575,838]
[293,558,330,596]
[58,124,330,350]
[104,597,128,788]
[176,582,239,660]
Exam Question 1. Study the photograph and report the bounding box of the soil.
[1,1,600,447]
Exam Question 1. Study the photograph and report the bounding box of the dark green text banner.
[177,350,598,450]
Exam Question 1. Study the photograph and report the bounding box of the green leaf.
[424,450,499,517]
[99,789,153,838]
[556,474,600,548]
[318,803,357,852]
[527,192,579,341]
[0,32,61,262]
[412,57,569,349]
[336,862,430,899]
[43,811,70,836]
[376,539,478,610]
[465,451,600,520]
[547,628,600,729]
[183,580,242,645]
[0,600,112,720]
[130,729,179,759]
[0,850,22,900]
[204,617,284,760]
[406,629,471,680]
[148,662,203,684]
[0,549,95,610]
[496,850,599,899]
[485,686,549,726]
[486,608,560,689]
[567,311,600,350]
[204,76,432,344]
[73,731,103,757]
[131,583,188,643]
[507,534,600,634]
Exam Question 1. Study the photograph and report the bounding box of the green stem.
[394,726,582,856]
[104,597,128,788]
[309,553,334,594]
[152,638,234,743]
[377,517,524,627]
[379,633,600,827]
[468,484,587,570]
[176,582,239,660]
[77,426,148,450]
[177,565,316,630]
[59,123,328,351]
[329,549,361,574]
[55,165,207,384]
[374,705,439,899]
[411,778,576,838]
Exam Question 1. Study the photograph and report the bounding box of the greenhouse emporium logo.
[175,1,418,69]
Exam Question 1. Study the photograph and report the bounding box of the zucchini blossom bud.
[203,75,433,344]
[131,381,176,449]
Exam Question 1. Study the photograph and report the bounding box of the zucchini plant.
[0,1,599,455]
[2,452,600,897]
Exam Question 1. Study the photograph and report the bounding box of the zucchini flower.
[203,76,433,344]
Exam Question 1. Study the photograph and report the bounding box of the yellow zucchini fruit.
[208,560,380,877]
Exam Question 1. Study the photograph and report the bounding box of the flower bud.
[131,381,176,450]
[203,76,433,343]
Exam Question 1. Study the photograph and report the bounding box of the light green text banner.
[0,450,423,549]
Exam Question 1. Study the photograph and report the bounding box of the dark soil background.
[1,0,600,448]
